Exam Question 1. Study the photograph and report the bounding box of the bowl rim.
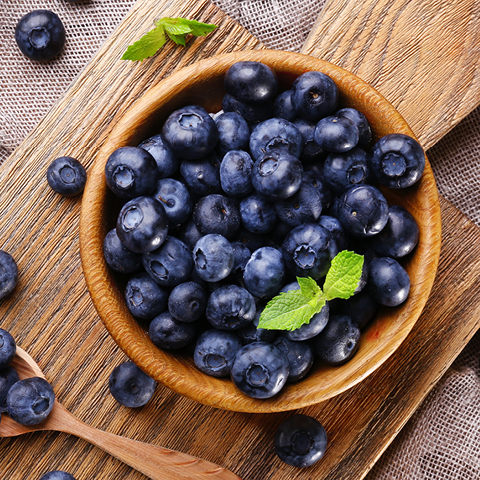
[79,49,441,413]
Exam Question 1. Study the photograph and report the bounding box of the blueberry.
[317,215,348,251]
[0,251,18,300]
[15,10,65,62]
[275,414,327,468]
[231,342,289,399]
[124,273,168,320]
[105,147,159,199]
[369,133,425,188]
[335,289,378,330]
[138,134,180,178]
[116,196,169,253]
[323,147,369,193]
[222,94,274,125]
[336,108,372,150]
[193,194,241,239]
[275,181,323,227]
[151,178,192,227]
[269,221,293,247]
[6,377,55,425]
[274,336,314,382]
[219,150,254,197]
[177,220,203,250]
[293,118,328,163]
[314,115,359,152]
[282,224,337,279]
[47,157,87,196]
[168,281,207,323]
[368,257,410,306]
[240,193,277,234]
[336,185,389,238]
[224,61,278,103]
[302,170,332,210]
[142,236,193,287]
[291,71,339,121]
[108,361,156,408]
[194,330,243,377]
[39,472,76,480]
[149,311,196,350]
[180,155,221,196]
[214,112,250,156]
[243,247,285,299]
[0,366,19,412]
[370,205,419,258]
[193,234,234,282]
[314,314,361,365]
[206,284,256,330]
[103,228,142,274]
[286,303,330,342]
[273,90,297,121]
[233,228,266,252]
[231,241,252,276]
[0,329,16,368]
[249,118,303,162]
[162,105,219,160]
[252,150,303,201]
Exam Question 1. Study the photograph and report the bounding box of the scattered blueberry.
[138,134,180,178]
[47,157,87,196]
[335,289,378,330]
[273,90,297,121]
[180,155,221,196]
[240,193,277,234]
[231,241,252,276]
[39,471,76,480]
[168,281,207,323]
[0,251,19,300]
[215,112,250,156]
[222,94,274,125]
[274,336,314,382]
[317,215,348,251]
[0,366,20,412]
[286,302,330,342]
[314,115,359,153]
[336,108,372,150]
[151,178,192,227]
[108,361,156,408]
[219,150,254,197]
[149,311,196,350]
[368,257,410,306]
[293,118,327,163]
[0,329,16,368]
[193,234,234,282]
[103,229,142,274]
[124,272,168,320]
[177,219,204,250]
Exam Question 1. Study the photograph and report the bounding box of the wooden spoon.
[1,347,241,480]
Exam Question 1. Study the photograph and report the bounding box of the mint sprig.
[257,251,364,331]
[122,18,217,61]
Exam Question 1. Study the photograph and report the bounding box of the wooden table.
[1,1,480,479]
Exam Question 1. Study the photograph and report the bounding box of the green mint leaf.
[166,31,187,46]
[176,18,218,36]
[323,250,364,301]
[257,288,326,331]
[121,25,166,61]
[157,18,193,36]
[297,276,321,299]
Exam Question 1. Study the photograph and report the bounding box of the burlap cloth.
[1,1,479,478]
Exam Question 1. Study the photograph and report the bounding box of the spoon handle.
[53,406,241,480]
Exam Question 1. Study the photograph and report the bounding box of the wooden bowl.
[79,50,441,413]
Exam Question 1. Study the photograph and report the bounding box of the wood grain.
[0,0,478,479]
[301,0,480,149]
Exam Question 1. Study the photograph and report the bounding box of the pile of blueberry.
[102,61,423,401]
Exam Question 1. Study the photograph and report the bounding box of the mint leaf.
[121,25,166,61]
[323,250,364,300]
[297,276,321,299]
[257,287,326,331]
[122,17,217,61]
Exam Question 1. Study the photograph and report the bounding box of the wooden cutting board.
[1,1,480,479]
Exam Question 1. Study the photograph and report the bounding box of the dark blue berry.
[151,178,192,227]
[214,112,250,156]
[103,229,142,274]
[105,147,159,199]
[335,289,378,330]
[39,472,76,480]
[273,90,297,121]
[138,134,180,178]
[193,194,241,239]
[47,157,87,196]
[336,108,372,150]
[369,133,425,188]
[124,272,168,320]
[180,155,221,196]
[219,150,254,197]
[234,228,266,252]
[206,285,256,330]
[149,311,196,350]
[314,115,359,152]
[336,185,389,238]
[142,236,193,287]
[286,303,330,342]
[116,196,169,253]
[317,215,348,251]
[162,105,219,160]
[243,247,285,299]
[15,10,65,62]
[6,377,55,425]
[269,221,293,247]
[274,336,314,382]
[231,241,251,276]
[314,314,360,365]
[249,118,303,162]
[368,257,410,306]
[291,71,338,121]
[0,366,19,412]
[302,170,332,210]
[177,220,204,250]
[194,330,243,377]
[252,150,303,201]
[193,234,234,282]
[0,329,16,368]
[282,224,337,279]
[293,118,328,163]
[224,61,278,103]
[168,281,207,323]
[222,94,274,125]
[231,342,289,399]
[275,414,327,468]
[240,193,277,234]
[0,251,18,300]
[108,361,156,407]
[323,147,369,193]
